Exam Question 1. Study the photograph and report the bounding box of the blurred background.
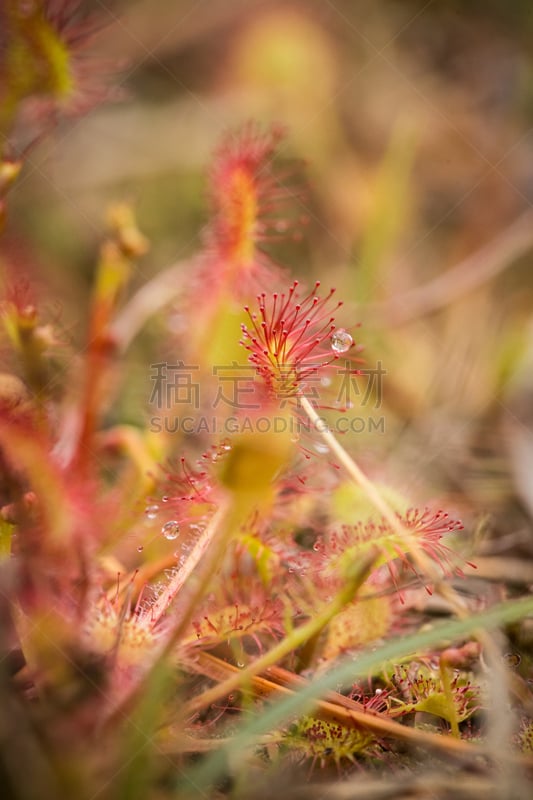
[5,0,533,565]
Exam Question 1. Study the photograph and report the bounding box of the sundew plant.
[2,3,533,800]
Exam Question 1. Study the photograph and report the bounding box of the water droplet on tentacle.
[330,328,353,353]
[161,521,180,540]
[145,504,159,520]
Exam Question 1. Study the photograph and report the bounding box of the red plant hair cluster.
[202,122,305,294]
[241,280,357,399]
[1,0,119,157]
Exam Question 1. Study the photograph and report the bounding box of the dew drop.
[189,523,205,535]
[145,504,159,520]
[137,545,144,553]
[237,661,245,669]
[161,495,169,503]
[162,520,180,540]
[314,442,329,455]
[330,328,353,353]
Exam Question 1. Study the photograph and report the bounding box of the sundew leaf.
[322,507,466,585]
[392,665,480,724]
[321,593,392,659]
[177,594,533,795]
[187,601,284,647]
[284,715,376,763]
[415,694,463,723]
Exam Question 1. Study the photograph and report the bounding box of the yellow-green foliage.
[284,716,377,766]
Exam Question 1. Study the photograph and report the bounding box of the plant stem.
[300,397,418,547]
[299,395,465,611]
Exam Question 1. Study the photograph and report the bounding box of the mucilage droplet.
[161,520,180,540]
[145,504,159,520]
[330,328,353,353]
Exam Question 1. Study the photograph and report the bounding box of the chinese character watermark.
[336,360,386,410]
[149,361,200,409]
[148,360,387,411]
[212,363,258,409]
